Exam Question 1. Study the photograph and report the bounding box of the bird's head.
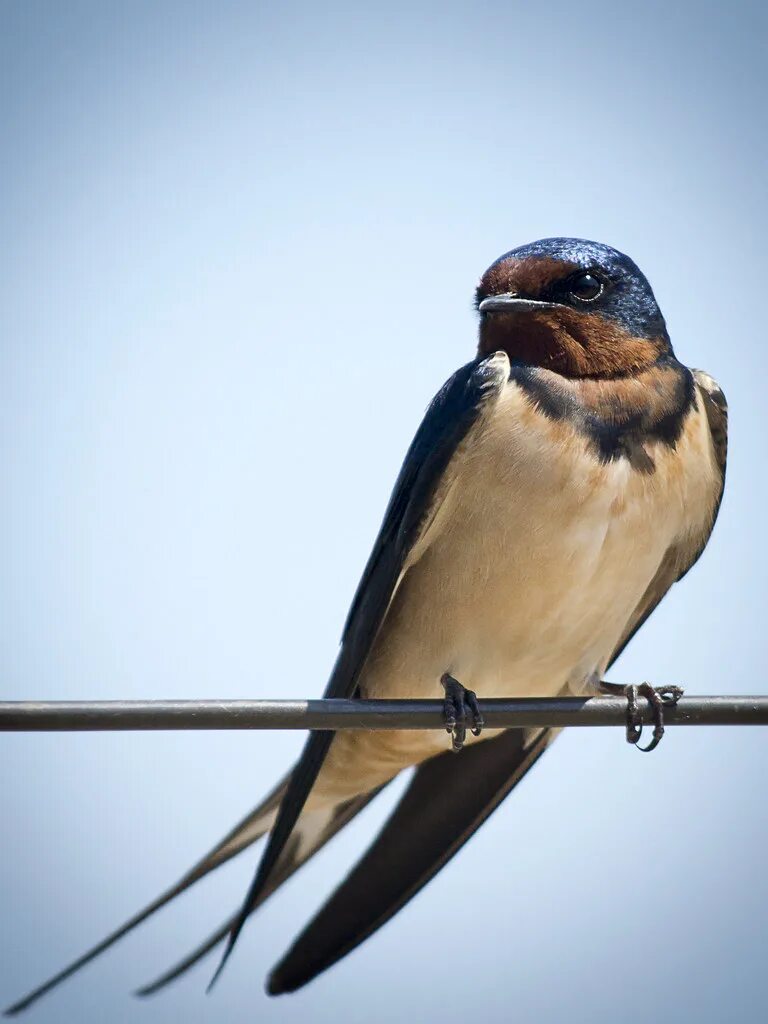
[476,238,671,378]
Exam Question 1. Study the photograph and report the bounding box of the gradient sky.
[1,2,766,1022]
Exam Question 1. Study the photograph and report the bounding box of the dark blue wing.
[213,352,510,978]
[330,352,510,699]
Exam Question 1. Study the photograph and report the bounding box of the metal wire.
[1,695,767,731]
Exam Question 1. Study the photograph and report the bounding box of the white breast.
[360,377,719,715]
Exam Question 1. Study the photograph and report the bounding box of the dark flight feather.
[267,727,554,995]
[212,354,510,977]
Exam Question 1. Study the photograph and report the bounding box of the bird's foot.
[441,673,483,752]
[600,680,684,752]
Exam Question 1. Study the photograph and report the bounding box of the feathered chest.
[368,366,722,701]
[433,370,718,593]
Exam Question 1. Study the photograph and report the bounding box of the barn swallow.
[5,237,728,1014]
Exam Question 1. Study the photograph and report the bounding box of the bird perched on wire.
[6,237,727,1014]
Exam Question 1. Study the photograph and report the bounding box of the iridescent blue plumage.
[478,236,670,341]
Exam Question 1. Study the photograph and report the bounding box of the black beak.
[478,293,558,314]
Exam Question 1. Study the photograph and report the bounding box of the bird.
[5,237,728,1014]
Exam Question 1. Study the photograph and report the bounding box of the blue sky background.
[1,2,766,1021]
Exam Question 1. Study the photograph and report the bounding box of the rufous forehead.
[481,255,580,296]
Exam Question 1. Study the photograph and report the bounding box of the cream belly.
[315,375,718,800]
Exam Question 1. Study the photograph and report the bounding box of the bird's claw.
[441,673,484,752]
[622,682,683,752]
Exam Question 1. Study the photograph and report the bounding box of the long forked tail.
[4,776,384,1015]
[140,728,556,1000]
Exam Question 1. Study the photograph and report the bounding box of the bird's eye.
[568,272,603,302]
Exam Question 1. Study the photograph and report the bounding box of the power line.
[1,695,766,732]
